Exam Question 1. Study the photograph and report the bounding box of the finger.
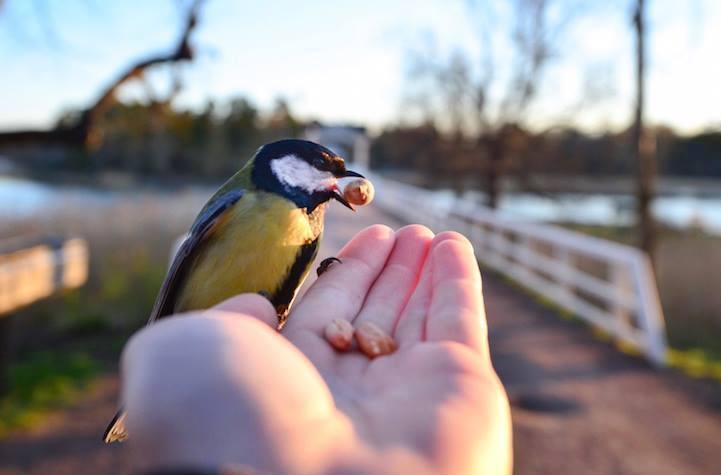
[353,225,433,334]
[211,293,278,329]
[287,225,395,334]
[121,314,335,465]
[395,231,464,347]
[425,236,489,357]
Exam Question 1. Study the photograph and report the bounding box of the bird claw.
[276,305,289,331]
[317,257,342,276]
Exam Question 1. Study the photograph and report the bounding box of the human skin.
[121,225,512,474]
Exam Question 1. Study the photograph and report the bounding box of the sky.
[0,0,719,134]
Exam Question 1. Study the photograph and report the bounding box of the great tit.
[103,139,364,443]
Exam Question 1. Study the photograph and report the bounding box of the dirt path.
[2,204,721,474]
[486,275,721,474]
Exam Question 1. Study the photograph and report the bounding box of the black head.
[251,139,364,212]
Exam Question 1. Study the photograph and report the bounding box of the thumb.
[211,293,278,329]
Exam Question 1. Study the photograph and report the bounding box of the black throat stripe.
[270,236,321,313]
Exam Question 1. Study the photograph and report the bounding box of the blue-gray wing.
[147,189,244,323]
[104,189,245,444]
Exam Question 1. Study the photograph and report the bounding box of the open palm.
[122,225,511,474]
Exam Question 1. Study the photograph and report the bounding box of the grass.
[0,350,100,437]
[667,348,721,380]
[0,187,212,435]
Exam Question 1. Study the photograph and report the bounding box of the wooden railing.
[365,171,667,366]
[0,236,89,392]
[0,237,89,316]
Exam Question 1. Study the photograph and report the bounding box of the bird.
[103,139,364,443]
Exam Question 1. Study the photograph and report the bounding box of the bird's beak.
[342,169,365,179]
[332,186,355,212]
[330,169,363,211]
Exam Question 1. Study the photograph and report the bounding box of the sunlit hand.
[122,225,512,474]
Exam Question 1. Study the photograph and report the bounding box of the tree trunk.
[484,137,504,209]
[486,158,500,209]
[632,0,656,263]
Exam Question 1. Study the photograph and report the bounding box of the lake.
[3,175,721,235]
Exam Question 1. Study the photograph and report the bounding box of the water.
[0,176,54,217]
[3,175,721,235]
[419,188,721,235]
[0,175,119,220]
[501,193,721,233]
[471,190,721,234]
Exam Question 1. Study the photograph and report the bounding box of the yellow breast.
[175,192,322,312]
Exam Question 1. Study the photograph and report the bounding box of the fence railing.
[364,171,667,366]
[0,237,89,316]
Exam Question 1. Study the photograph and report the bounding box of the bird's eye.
[313,157,325,169]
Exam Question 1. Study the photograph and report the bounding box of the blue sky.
[1,0,719,134]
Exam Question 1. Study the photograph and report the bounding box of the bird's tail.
[103,409,128,443]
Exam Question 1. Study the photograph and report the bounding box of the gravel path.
[1,204,720,474]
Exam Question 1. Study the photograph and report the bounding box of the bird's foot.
[317,257,342,277]
[276,305,289,331]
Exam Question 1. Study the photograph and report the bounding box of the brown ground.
[1,204,721,474]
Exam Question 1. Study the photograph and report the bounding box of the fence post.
[490,228,508,269]
[632,255,668,366]
[611,263,635,341]
[0,237,90,394]
[515,236,533,284]
[555,247,574,309]
[470,224,485,257]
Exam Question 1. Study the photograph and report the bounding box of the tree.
[631,0,656,262]
[0,0,206,153]
[407,0,576,207]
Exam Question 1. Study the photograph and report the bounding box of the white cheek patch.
[270,155,337,193]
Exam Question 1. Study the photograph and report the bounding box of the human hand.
[122,225,512,474]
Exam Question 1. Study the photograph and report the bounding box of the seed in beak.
[342,178,374,207]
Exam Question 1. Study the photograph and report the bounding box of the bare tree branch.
[0,0,205,151]
[406,0,590,207]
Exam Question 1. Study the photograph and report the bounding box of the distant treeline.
[90,97,304,178]
[4,97,720,182]
[372,123,721,183]
[6,96,305,179]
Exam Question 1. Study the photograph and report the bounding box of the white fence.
[0,237,89,315]
[364,171,667,366]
